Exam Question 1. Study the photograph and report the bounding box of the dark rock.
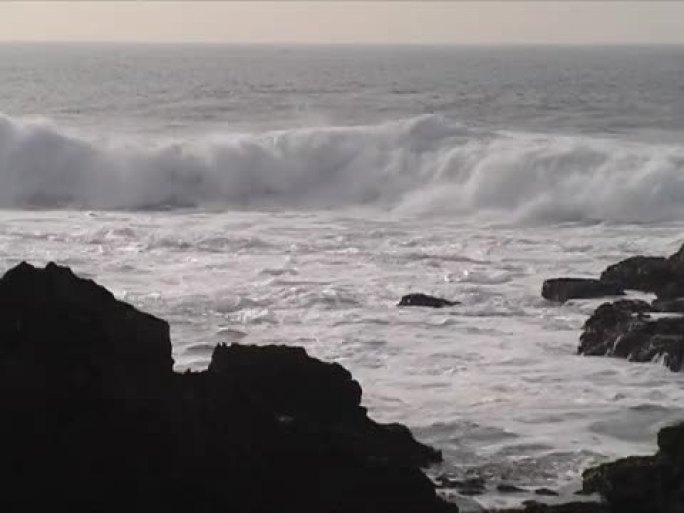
[0,260,174,385]
[207,343,442,468]
[497,483,526,493]
[655,281,684,300]
[534,488,560,496]
[594,243,684,299]
[208,343,363,422]
[599,255,674,294]
[578,299,684,371]
[0,262,456,513]
[541,278,624,303]
[578,299,653,356]
[582,456,667,512]
[399,293,460,308]
[667,242,684,269]
[652,298,684,313]
[657,422,684,461]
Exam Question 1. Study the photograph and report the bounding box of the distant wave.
[1,112,683,223]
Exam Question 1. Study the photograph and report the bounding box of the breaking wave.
[1,112,683,223]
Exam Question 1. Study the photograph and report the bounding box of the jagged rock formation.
[578,299,684,371]
[0,262,455,513]
[544,243,684,371]
[598,244,684,299]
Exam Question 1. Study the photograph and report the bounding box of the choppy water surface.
[2,210,684,508]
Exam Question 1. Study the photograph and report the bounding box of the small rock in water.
[398,293,460,308]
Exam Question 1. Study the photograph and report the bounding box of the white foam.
[1,112,683,224]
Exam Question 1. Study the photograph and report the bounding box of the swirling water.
[2,43,684,508]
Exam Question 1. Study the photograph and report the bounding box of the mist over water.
[2,44,684,508]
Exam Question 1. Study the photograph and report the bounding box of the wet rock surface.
[577,295,684,371]
[0,262,455,513]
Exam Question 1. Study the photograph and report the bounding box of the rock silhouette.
[0,262,455,513]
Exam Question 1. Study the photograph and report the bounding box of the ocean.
[2,43,684,509]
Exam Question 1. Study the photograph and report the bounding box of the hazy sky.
[1,1,683,45]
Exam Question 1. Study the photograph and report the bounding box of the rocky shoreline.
[0,262,453,513]
[544,242,684,371]
[1,253,683,512]
[528,242,684,513]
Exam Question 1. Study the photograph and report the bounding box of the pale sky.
[1,1,683,45]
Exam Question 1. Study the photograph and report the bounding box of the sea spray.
[1,112,683,224]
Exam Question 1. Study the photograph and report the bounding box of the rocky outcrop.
[599,256,674,294]
[578,299,653,357]
[597,243,684,299]
[578,299,684,371]
[399,293,460,308]
[539,243,684,304]
[541,278,624,303]
[526,245,684,511]
[0,262,455,513]
[539,242,684,372]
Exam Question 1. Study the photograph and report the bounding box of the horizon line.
[2,40,684,47]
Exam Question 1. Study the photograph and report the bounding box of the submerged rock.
[541,278,624,303]
[399,293,460,308]
[0,262,455,513]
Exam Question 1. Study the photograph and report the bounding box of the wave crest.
[0,113,683,223]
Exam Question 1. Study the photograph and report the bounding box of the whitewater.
[2,44,684,509]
